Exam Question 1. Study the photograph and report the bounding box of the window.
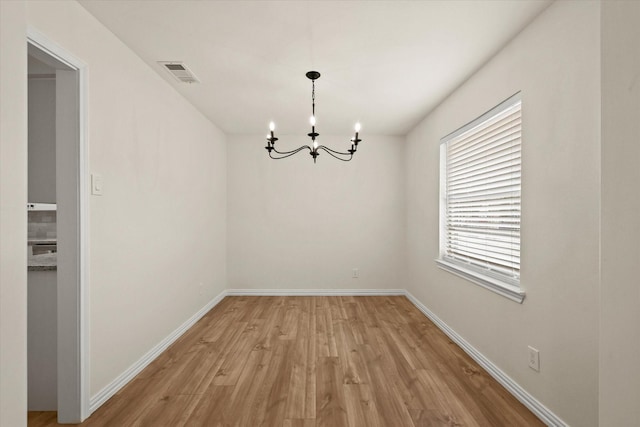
[437,93,524,303]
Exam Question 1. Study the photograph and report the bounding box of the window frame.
[436,92,525,303]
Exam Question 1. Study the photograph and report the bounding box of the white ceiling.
[79,0,552,136]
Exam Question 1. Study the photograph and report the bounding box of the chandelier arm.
[318,145,354,157]
[318,145,355,157]
[269,146,312,159]
[316,146,353,162]
[271,145,311,156]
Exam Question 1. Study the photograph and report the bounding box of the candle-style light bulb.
[310,116,316,127]
[313,140,318,150]
[269,121,275,142]
[355,122,361,133]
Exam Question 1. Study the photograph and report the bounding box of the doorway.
[27,29,89,424]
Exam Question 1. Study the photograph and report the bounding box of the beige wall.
[600,1,640,425]
[227,134,406,291]
[405,2,600,425]
[25,0,228,400]
[0,1,29,426]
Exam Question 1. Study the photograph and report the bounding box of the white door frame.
[27,27,90,423]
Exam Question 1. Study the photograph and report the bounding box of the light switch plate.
[91,173,103,196]
[528,346,540,372]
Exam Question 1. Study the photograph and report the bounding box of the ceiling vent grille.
[158,61,200,84]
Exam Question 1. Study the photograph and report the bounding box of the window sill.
[435,259,525,304]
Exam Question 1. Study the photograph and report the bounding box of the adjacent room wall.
[26,0,228,399]
[404,2,600,426]
[28,76,56,203]
[0,2,29,426]
[227,135,405,291]
[600,1,640,425]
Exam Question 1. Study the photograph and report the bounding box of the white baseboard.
[404,291,567,427]
[226,288,406,296]
[88,290,227,413]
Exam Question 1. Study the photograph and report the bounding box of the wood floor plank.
[28,296,545,427]
[358,297,384,330]
[27,412,58,427]
[360,342,418,427]
[255,341,294,426]
[316,357,349,427]
[334,316,369,386]
[135,393,203,426]
[316,297,339,358]
[304,297,318,419]
[414,368,482,427]
[184,386,234,426]
[283,419,316,427]
[210,323,257,386]
[224,342,279,425]
[279,298,301,340]
[285,298,316,420]
[250,296,286,352]
[343,384,383,427]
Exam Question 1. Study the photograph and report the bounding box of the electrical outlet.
[352,268,359,278]
[528,346,540,372]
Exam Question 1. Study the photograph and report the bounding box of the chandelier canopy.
[265,71,362,163]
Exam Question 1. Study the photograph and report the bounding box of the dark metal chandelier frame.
[265,71,362,163]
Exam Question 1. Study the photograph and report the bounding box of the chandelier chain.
[312,79,316,117]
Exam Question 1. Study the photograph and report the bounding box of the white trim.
[441,92,522,144]
[78,48,91,423]
[226,288,406,296]
[27,27,91,422]
[27,27,85,70]
[435,259,525,303]
[89,291,227,412]
[404,291,567,427]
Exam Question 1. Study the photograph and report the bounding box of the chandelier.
[265,71,362,163]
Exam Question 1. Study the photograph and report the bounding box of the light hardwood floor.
[28,296,544,426]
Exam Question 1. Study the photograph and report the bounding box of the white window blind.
[441,94,521,286]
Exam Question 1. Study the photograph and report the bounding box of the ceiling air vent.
[158,61,200,84]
